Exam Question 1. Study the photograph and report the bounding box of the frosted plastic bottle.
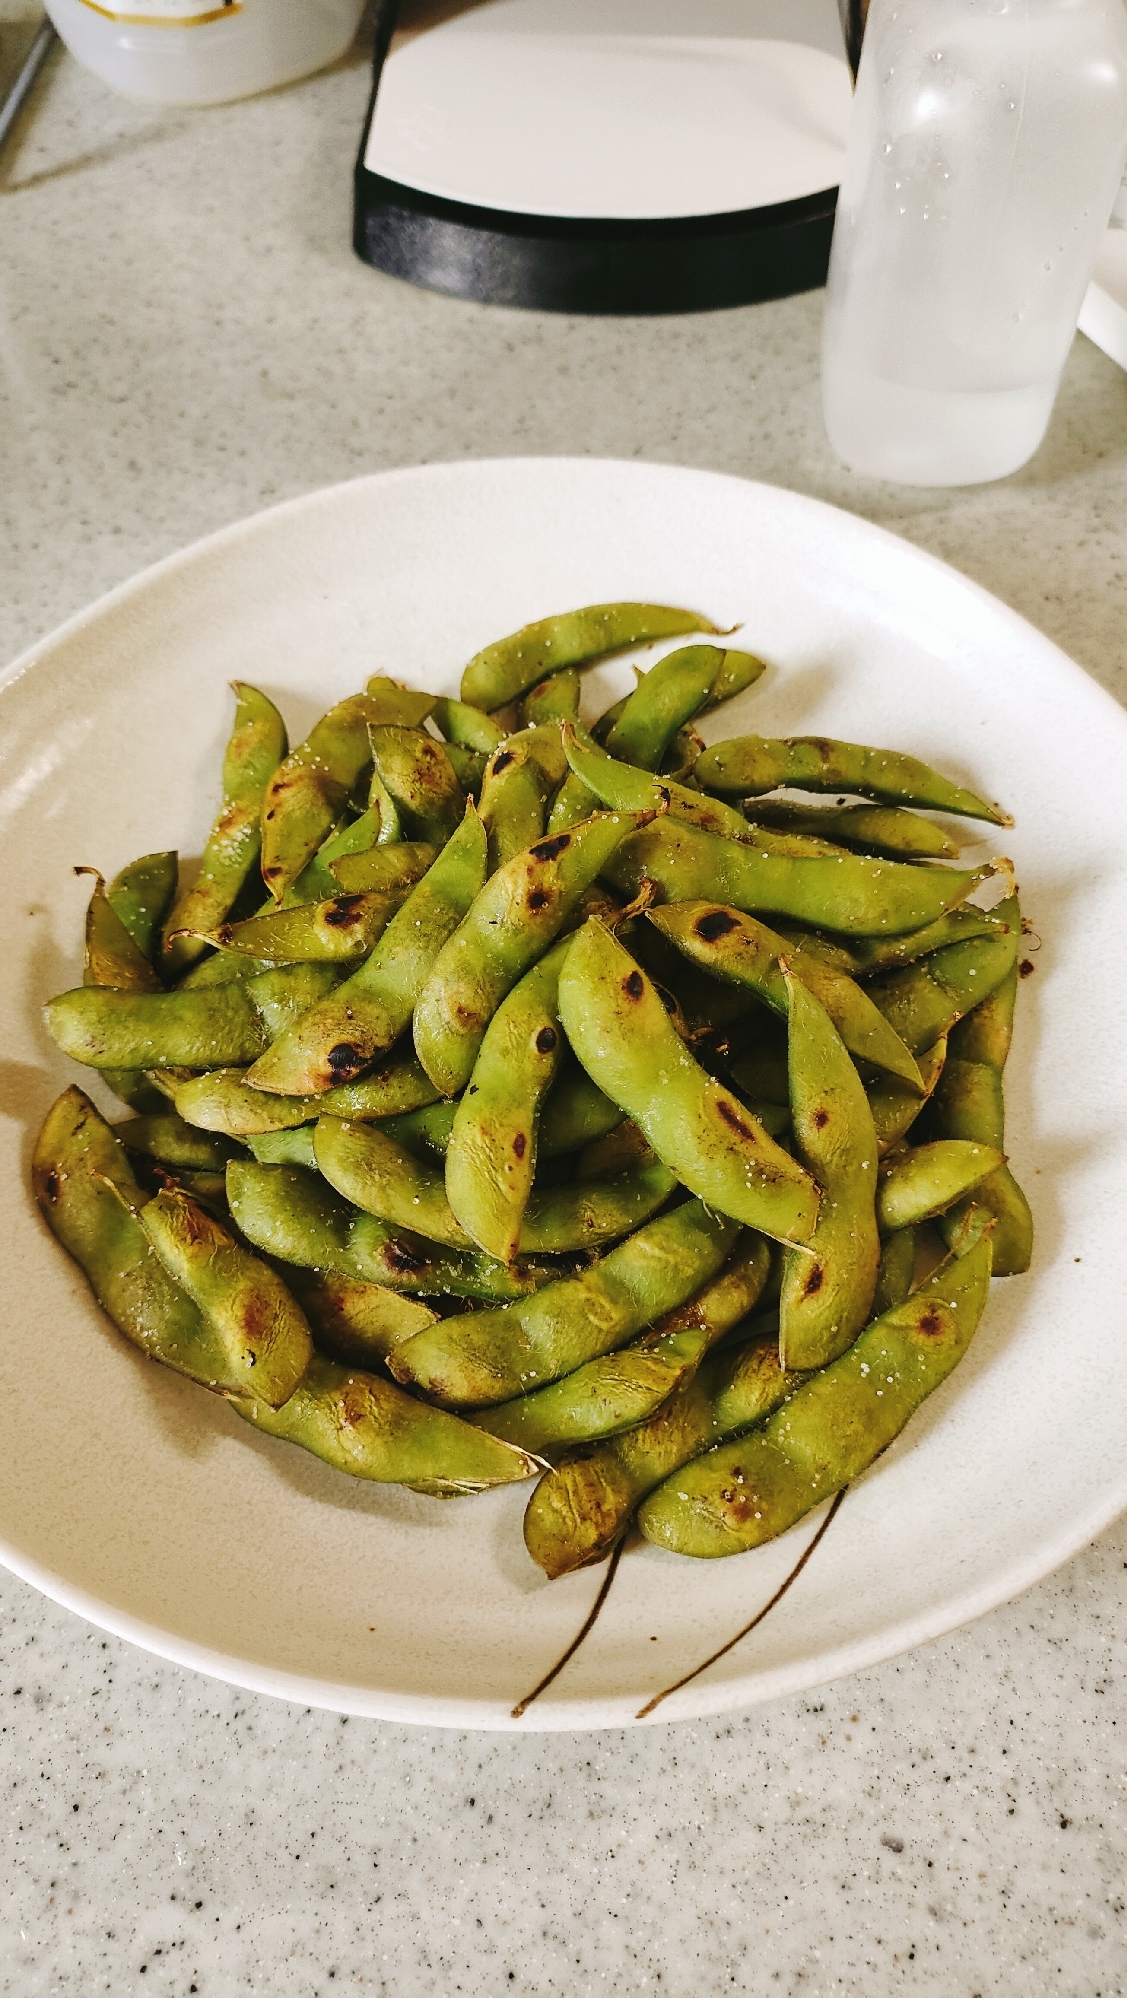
[822,0,1127,486]
[44,0,365,107]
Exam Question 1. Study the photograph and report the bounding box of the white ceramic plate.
[2,458,1125,1731]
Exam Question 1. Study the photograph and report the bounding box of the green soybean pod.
[231,1353,539,1495]
[537,1060,624,1156]
[162,685,288,973]
[603,645,727,771]
[379,1099,459,1159]
[246,1127,318,1168]
[867,1036,948,1155]
[871,1228,917,1317]
[33,1087,238,1389]
[876,1140,1004,1233]
[226,1160,555,1304]
[174,1049,441,1138]
[646,902,921,1087]
[78,870,168,1113]
[546,771,600,834]
[390,1196,743,1408]
[181,889,403,965]
[460,603,725,710]
[796,903,1015,978]
[471,1321,712,1458]
[743,801,958,862]
[561,724,751,840]
[285,1268,437,1369]
[445,936,571,1260]
[520,671,582,728]
[283,807,380,906]
[637,1232,993,1558]
[558,919,819,1246]
[244,804,487,1096]
[525,1319,796,1579]
[443,744,488,798]
[478,737,548,874]
[412,810,648,1099]
[867,897,1020,1053]
[118,1113,239,1173]
[694,733,1012,826]
[431,696,506,757]
[369,724,465,844]
[46,962,343,1072]
[777,970,881,1371]
[603,818,986,938]
[107,851,180,965]
[698,649,770,713]
[928,963,1033,1276]
[326,842,437,897]
[137,1185,313,1409]
[315,1112,675,1257]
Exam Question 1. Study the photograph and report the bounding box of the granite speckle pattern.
[2,16,1127,1993]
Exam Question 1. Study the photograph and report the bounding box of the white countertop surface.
[2,17,1127,1993]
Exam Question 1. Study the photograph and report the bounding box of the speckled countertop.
[2,18,1127,1996]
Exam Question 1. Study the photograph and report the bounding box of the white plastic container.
[822,0,1127,486]
[45,0,364,106]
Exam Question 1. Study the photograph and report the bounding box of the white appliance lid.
[365,0,853,223]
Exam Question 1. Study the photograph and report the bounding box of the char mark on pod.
[322,898,366,929]
[623,971,645,1000]
[694,910,740,943]
[529,835,572,863]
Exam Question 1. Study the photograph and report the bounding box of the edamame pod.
[647,902,921,1087]
[390,1196,742,1407]
[231,1354,539,1495]
[137,1186,313,1409]
[603,819,985,937]
[45,960,342,1071]
[80,870,167,1112]
[119,1113,239,1173]
[278,1268,436,1369]
[326,842,437,896]
[637,1233,994,1558]
[413,811,648,1098]
[521,671,581,727]
[431,696,506,757]
[183,889,403,964]
[108,851,179,964]
[246,1127,317,1168]
[927,964,1033,1275]
[778,971,881,1371]
[871,1228,917,1316]
[603,645,727,771]
[283,806,379,906]
[315,1114,675,1256]
[174,1050,441,1137]
[443,745,487,798]
[546,771,599,834]
[562,725,750,840]
[558,920,819,1245]
[445,936,570,1259]
[877,1140,1004,1233]
[867,898,1019,1054]
[379,1099,458,1159]
[162,685,288,973]
[460,603,725,710]
[226,1160,554,1302]
[260,687,430,903]
[244,804,487,1096]
[537,1060,624,1156]
[478,737,548,873]
[369,724,465,844]
[743,801,957,861]
[34,1088,241,1389]
[472,1322,711,1458]
[695,734,1012,825]
[867,1036,948,1154]
[525,1319,796,1578]
[801,902,1016,978]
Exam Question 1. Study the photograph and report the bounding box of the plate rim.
[4,454,1127,1732]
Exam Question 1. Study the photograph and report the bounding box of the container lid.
[364,0,852,225]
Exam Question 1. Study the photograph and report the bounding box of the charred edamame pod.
[369,724,465,844]
[638,1232,994,1557]
[162,684,288,973]
[694,733,1012,825]
[460,603,725,710]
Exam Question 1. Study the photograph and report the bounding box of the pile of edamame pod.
[35,600,1033,1574]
